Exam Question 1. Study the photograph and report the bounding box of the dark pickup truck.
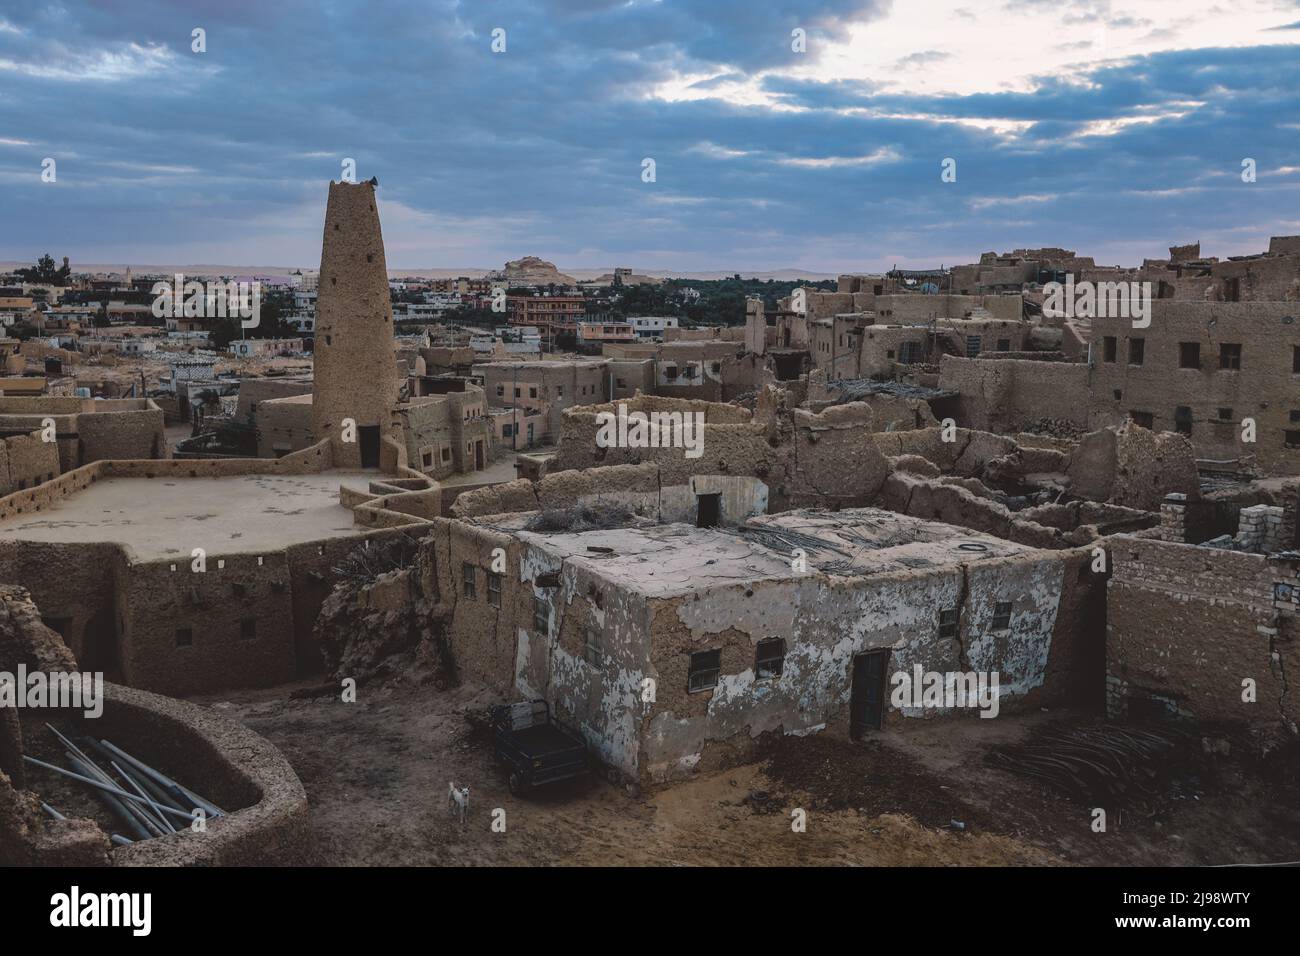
[490,699,588,796]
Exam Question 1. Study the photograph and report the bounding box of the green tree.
[18,254,70,286]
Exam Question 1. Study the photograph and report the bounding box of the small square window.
[422,451,433,467]
[1219,343,1242,370]
[1178,342,1200,369]
[938,608,959,639]
[688,649,721,692]
[496,385,504,397]
[584,627,602,667]
[755,638,785,680]
[175,627,192,648]
[241,618,256,640]
[1286,430,1300,449]
[1218,408,1234,421]
[996,339,1010,352]
[1291,410,1300,423]
[529,387,538,399]
[487,571,501,607]
[1130,411,1154,429]
[992,601,1013,630]
[1128,338,1145,365]
[441,447,451,462]
[1174,406,1193,435]
[462,562,476,598]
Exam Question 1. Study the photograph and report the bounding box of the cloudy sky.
[2,0,1298,273]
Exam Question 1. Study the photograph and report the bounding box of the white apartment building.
[628,315,679,339]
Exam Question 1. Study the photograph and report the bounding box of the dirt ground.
[191,678,1300,867]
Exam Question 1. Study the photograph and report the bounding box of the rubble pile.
[1023,417,1086,440]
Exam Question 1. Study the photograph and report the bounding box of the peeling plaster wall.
[639,551,1070,785]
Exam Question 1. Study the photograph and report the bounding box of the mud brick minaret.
[311,180,402,468]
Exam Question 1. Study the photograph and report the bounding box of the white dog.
[448,783,470,824]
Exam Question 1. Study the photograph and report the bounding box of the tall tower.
[311,180,402,468]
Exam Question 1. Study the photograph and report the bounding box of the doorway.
[359,425,381,468]
[849,650,889,739]
[474,439,485,471]
[696,492,721,528]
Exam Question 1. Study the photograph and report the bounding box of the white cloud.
[776,146,902,168]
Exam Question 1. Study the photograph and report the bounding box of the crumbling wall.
[1107,536,1298,732]
[76,402,167,464]
[639,550,1071,785]
[0,586,307,865]
[939,355,1089,433]
[1063,423,1200,510]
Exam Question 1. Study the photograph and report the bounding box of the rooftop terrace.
[0,470,373,560]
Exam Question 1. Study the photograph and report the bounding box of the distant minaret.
[311,180,401,468]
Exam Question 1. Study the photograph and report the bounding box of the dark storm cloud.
[0,0,1296,271]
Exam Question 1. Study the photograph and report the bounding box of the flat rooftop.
[0,471,374,560]
[513,508,1034,598]
[743,510,1032,574]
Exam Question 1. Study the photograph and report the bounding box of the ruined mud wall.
[427,518,520,692]
[451,463,769,528]
[236,377,313,418]
[0,540,125,671]
[1107,536,1298,731]
[255,395,315,458]
[939,355,1090,433]
[1066,423,1199,511]
[76,403,167,463]
[550,394,901,512]
[0,587,307,865]
[116,553,297,695]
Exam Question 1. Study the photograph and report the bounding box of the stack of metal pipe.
[28,723,225,847]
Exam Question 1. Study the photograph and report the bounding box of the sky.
[1,0,1299,273]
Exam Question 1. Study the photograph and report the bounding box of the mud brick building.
[427,506,1099,786]
[0,396,166,477]
[1087,300,1300,474]
[1105,490,1300,733]
[475,359,615,445]
[0,180,441,696]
